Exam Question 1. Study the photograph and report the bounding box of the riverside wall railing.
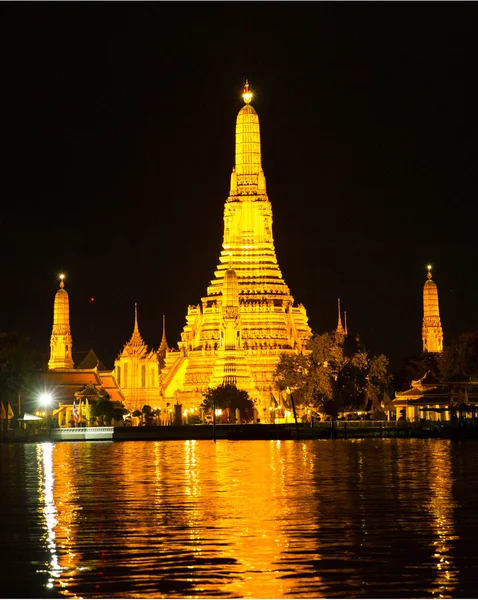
[50,427,114,441]
[2,420,436,442]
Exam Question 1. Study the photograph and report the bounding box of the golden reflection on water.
[395,439,458,598]
[426,443,458,598]
[30,439,467,598]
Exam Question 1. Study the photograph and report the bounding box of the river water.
[1,438,478,599]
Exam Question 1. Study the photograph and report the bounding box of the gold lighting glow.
[423,265,443,353]
[242,79,252,104]
[48,274,73,370]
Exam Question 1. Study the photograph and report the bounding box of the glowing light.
[242,80,253,104]
[90,297,95,302]
[427,265,432,270]
[59,273,65,280]
[39,393,53,407]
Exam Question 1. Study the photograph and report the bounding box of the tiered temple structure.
[44,275,125,426]
[422,265,443,354]
[114,304,162,414]
[48,274,74,370]
[161,82,311,419]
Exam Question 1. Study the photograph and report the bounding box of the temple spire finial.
[158,314,169,368]
[242,79,253,104]
[427,264,433,280]
[59,273,65,289]
[134,302,139,332]
[336,298,345,335]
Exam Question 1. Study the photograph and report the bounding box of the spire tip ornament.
[427,265,432,280]
[59,273,65,289]
[242,79,252,104]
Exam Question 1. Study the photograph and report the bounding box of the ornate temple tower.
[48,274,74,370]
[336,298,345,336]
[114,304,162,414]
[422,265,443,353]
[161,83,311,416]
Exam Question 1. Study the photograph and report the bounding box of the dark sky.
[1,4,477,373]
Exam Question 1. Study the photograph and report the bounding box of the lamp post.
[39,393,53,426]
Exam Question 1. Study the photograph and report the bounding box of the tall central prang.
[161,83,311,418]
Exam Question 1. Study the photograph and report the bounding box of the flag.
[72,399,79,423]
[0,403,6,420]
[7,403,14,419]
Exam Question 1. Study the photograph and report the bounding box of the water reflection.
[7,438,478,598]
[36,443,61,589]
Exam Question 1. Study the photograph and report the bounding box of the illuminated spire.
[232,80,265,196]
[158,314,169,369]
[336,298,345,335]
[128,303,145,347]
[48,274,74,370]
[160,314,168,348]
[422,265,443,353]
[344,311,348,336]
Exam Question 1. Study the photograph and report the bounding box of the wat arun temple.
[160,82,311,412]
[44,82,311,423]
[44,83,451,427]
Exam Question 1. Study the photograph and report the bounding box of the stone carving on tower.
[422,265,443,354]
[48,274,74,370]
[114,304,162,414]
[160,82,311,415]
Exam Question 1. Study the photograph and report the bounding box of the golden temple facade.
[161,83,311,417]
[422,266,443,354]
[114,304,162,414]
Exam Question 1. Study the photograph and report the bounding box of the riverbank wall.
[2,421,441,442]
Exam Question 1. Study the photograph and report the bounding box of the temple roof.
[118,303,150,359]
[42,369,102,386]
[446,371,470,383]
[41,368,125,404]
[77,348,106,370]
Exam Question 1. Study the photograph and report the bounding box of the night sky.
[2,4,477,374]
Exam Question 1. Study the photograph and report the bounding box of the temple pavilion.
[160,82,311,419]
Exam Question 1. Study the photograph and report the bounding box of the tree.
[91,391,114,425]
[273,331,392,418]
[0,332,42,414]
[394,353,439,391]
[202,384,254,423]
[438,332,478,380]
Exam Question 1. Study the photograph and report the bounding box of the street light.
[38,393,53,423]
[39,393,53,408]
